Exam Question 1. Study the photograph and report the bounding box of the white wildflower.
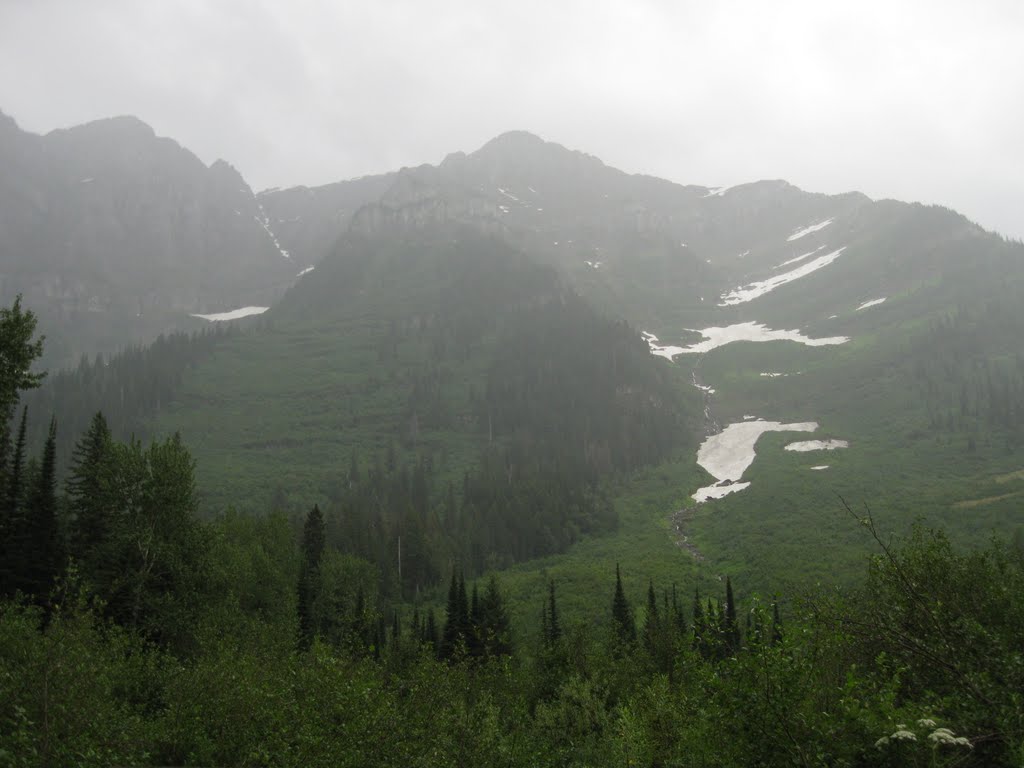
[874,736,890,749]
[892,730,917,742]
[917,718,936,728]
[929,728,972,749]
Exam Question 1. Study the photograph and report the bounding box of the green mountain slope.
[20,124,1024,594]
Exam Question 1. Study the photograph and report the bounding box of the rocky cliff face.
[0,111,301,367]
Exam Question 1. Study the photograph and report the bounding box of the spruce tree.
[424,607,439,654]
[297,504,326,649]
[642,579,659,657]
[0,407,29,597]
[440,568,470,659]
[66,412,113,564]
[468,581,483,657]
[771,601,783,645]
[611,563,635,646]
[24,417,60,601]
[692,587,705,656]
[0,422,10,596]
[547,579,561,645]
[478,574,513,656]
[723,577,740,653]
[6,405,27,518]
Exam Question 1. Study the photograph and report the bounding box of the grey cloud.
[1,0,1021,236]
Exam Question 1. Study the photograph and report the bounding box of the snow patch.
[255,203,291,260]
[641,331,686,360]
[856,298,887,311]
[693,481,751,502]
[810,465,830,471]
[784,439,849,452]
[776,244,826,268]
[760,372,787,378]
[787,218,834,242]
[80,177,94,183]
[497,187,520,202]
[719,247,846,306]
[192,306,269,322]
[296,266,316,277]
[651,322,848,357]
[692,419,819,502]
[703,186,732,198]
[583,260,603,269]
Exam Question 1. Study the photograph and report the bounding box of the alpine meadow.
[1,4,1024,765]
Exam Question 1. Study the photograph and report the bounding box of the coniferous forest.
[2,295,1023,766]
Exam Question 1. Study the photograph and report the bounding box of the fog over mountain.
[2,0,1022,239]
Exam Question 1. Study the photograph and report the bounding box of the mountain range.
[10,110,1024,592]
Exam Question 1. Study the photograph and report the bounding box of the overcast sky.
[2,0,1022,237]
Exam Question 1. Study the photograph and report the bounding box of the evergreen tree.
[642,579,659,651]
[440,568,470,659]
[692,587,705,656]
[424,607,439,654]
[723,577,740,653]
[0,407,29,597]
[66,412,113,563]
[468,581,483,657]
[546,579,561,646]
[6,406,27,518]
[478,574,513,657]
[297,504,326,649]
[23,417,60,602]
[611,563,635,646]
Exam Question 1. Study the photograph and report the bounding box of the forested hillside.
[2,302,1022,764]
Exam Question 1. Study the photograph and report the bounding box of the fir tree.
[642,578,659,656]
[611,563,635,646]
[478,574,513,656]
[424,607,439,654]
[297,504,326,649]
[0,407,29,597]
[723,577,740,653]
[24,417,60,602]
[692,587,705,656]
[468,581,483,657]
[547,579,562,645]
[66,411,113,562]
[440,568,470,659]
[6,405,27,518]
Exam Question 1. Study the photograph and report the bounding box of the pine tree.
[723,577,740,653]
[24,417,60,602]
[546,579,562,646]
[0,407,29,597]
[692,587,705,656]
[66,412,113,563]
[642,579,659,657]
[297,504,326,649]
[478,574,513,656]
[468,581,483,657]
[440,568,470,659]
[6,405,27,517]
[611,563,635,646]
[424,607,439,654]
